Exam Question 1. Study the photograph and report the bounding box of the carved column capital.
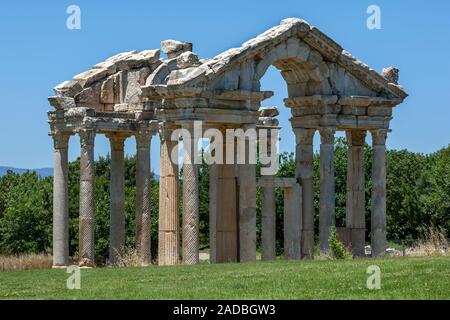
[107,134,128,151]
[159,122,179,141]
[319,127,336,145]
[79,130,96,148]
[52,132,71,149]
[293,128,315,145]
[371,129,388,146]
[346,129,367,147]
[135,130,152,149]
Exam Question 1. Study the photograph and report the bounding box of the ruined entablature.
[48,17,408,128]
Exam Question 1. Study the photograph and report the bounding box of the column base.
[52,265,68,269]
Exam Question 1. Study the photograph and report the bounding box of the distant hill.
[0,167,53,177]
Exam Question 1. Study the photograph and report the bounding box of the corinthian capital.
[135,130,152,149]
[371,129,388,146]
[319,127,336,145]
[52,132,71,149]
[293,128,315,145]
[346,129,366,147]
[79,130,96,148]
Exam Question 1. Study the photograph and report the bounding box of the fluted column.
[181,124,199,265]
[346,129,366,257]
[78,130,96,267]
[52,132,70,267]
[158,124,180,265]
[261,185,276,261]
[371,129,388,257]
[135,130,152,265]
[238,125,257,262]
[108,134,127,265]
[294,128,315,259]
[319,127,335,253]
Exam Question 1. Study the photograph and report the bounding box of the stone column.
[181,124,200,265]
[52,132,70,267]
[135,131,152,265]
[346,130,367,257]
[78,130,96,267]
[371,129,388,257]
[319,127,335,253]
[209,161,218,264]
[158,124,180,265]
[294,128,315,259]
[261,185,276,261]
[212,130,238,263]
[108,134,127,265]
[284,184,302,260]
[238,125,257,262]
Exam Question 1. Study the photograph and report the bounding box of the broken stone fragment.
[258,117,279,126]
[48,96,76,109]
[113,103,129,112]
[381,66,399,84]
[176,51,200,69]
[161,39,193,59]
[54,80,83,97]
[259,106,279,118]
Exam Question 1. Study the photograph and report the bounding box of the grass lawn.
[0,256,449,300]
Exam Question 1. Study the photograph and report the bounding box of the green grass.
[0,256,449,300]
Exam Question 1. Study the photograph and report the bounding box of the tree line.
[0,138,448,263]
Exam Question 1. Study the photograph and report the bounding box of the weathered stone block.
[367,107,392,116]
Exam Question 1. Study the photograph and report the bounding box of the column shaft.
[108,134,127,265]
[284,185,302,260]
[319,128,335,253]
[79,130,96,267]
[371,129,388,257]
[261,186,276,261]
[52,132,70,267]
[182,127,200,264]
[158,124,180,265]
[237,126,257,262]
[294,128,315,259]
[136,131,152,265]
[346,130,366,257]
[209,162,218,264]
[215,134,238,263]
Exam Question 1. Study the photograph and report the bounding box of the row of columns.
[293,126,388,258]
[52,122,387,267]
[52,130,153,267]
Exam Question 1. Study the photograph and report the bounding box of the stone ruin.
[48,18,407,267]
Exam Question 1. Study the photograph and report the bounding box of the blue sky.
[0,0,449,174]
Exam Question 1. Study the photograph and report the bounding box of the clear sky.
[0,0,449,174]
